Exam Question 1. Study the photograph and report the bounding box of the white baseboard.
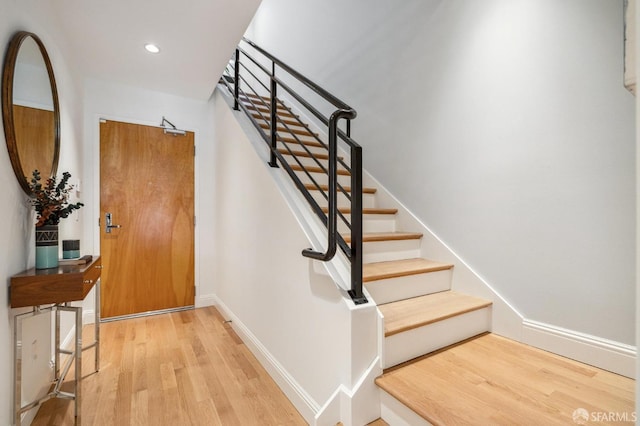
[195,293,217,308]
[314,388,341,426]
[522,319,636,378]
[212,295,320,424]
[314,357,382,426]
[341,357,383,426]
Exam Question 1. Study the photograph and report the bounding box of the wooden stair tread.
[363,258,453,283]
[253,114,307,129]
[241,102,296,119]
[244,93,287,107]
[243,102,296,119]
[239,95,269,105]
[245,93,269,100]
[259,121,318,137]
[278,148,343,161]
[321,206,398,215]
[279,135,326,149]
[251,113,300,126]
[290,164,351,176]
[344,232,423,244]
[378,291,491,337]
[375,333,634,425]
[304,183,377,194]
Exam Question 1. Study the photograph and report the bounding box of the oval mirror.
[1,31,60,195]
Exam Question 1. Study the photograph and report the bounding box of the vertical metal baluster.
[55,307,60,380]
[95,279,100,373]
[327,114,338,255]
[268,62,278,167]
[75,304,82,425]
[233,48,240,111]
[349,145,366,304]
[14,312,23,426]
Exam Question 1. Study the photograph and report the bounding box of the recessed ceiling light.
[144,43,160,54]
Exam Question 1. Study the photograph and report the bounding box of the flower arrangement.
[28,169,84,227]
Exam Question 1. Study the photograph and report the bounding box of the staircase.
[239,92,494,424]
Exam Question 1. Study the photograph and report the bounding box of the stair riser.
[309,190,376,209]
[337,216,396,234]
[363,239,422,264]
[380,390,432,426]
[366,269,452,305]
[383,307,492,369]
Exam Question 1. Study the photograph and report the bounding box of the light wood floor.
[31,309,635,426]
[376,333,635,425]
[32,307,306,425]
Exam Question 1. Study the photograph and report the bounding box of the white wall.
[211,89,379,424]
[0,1,85,424]
[82,78,218,310]
[248,0,636,345]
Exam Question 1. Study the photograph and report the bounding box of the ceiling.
[52,0,261,100]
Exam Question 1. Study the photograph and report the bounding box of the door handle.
[105,213,122,234]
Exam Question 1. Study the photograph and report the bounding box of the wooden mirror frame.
[1,31,60,195]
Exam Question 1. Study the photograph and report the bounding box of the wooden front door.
[100,120,195,319]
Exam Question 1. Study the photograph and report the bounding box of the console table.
[10,256,102,426]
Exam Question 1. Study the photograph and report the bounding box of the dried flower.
[28,170,84,227]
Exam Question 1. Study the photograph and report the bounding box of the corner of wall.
[522,319,636,379]
[213,296,320,423]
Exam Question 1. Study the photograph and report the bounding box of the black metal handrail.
[220,38,367,305]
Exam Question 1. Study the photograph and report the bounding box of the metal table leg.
[57,303,82,425]
[14,310,24,426]
[95,279,100,372]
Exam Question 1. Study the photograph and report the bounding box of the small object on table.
[62,240,80,259]
[58,254,93,266]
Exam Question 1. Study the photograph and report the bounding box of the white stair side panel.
[363,239,422,264]
[383,307,492,369]
[309,190,376,209]
[366,269,452,305]
[380,389,432,426]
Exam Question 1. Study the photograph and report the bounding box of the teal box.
[63,240,80,259]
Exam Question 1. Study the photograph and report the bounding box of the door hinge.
[194,215,196,227]
[194,145,196,156]
[98,217,100,227]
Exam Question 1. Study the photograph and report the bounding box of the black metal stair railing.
[220,37,367,305]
